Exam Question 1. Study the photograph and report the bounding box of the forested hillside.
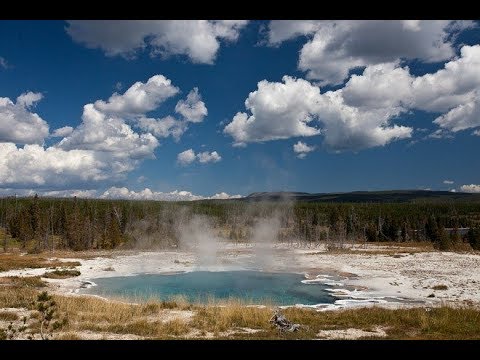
[1,194,480,252]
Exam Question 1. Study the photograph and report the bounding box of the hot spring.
[82,271,336,305]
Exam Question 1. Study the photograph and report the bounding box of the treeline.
[1,195,480,252]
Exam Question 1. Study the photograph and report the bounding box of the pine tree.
[435,227,452,250]
[425,215,439,242]
[102,209,123,249]
[467,226,480,250]
[29,194,41,240]
[65,198,84,251]
[365,223,378,242]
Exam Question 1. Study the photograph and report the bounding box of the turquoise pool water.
[83,271,335,305]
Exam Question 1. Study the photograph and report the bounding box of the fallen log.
[269,309,302,332]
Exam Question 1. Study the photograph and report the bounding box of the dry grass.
[377,241,435,249]
[53,295,193,338]
[47,250,116,259]
[56,332,82,340]
[42,269,81,279]
[0,287,38,309]
[191,304,480,340]
[0,276,47,288]
[192,300,272,334]
[0,253,81,272]
[0,311,19,321]
[312,241,437,256]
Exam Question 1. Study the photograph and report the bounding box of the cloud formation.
[443,180,454,184]
[0,143,112,188]
[175,87,208,123]
[267,20,474,85]
[197,151,222,163]
[137,116,187,141]
[101,186,241,201]
[0,187,242,201]
[460,184,480,193]
[177,148,222,166]
[293,141,316,158]
[177,149,196,165]
[94,75,179,116]
[224,45,480,151]
[224,76,322,145]
[224,75,412,150]
[0,75,208,192]
[51,126,74,137]
[0,92,49,145]
[87,75,207,142]
[57,104,159,161]
[66,20,248,64]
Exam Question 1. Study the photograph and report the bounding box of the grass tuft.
[0,311,19,321]
[0,276,47,288]
[0,253,80,272]
[42,269,81,279]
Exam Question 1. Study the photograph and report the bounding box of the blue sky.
[1,20,480,199]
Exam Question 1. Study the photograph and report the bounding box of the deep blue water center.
[84,271,334,305]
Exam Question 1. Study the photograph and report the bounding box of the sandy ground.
[2,243,479,311]
[317,326,387,339]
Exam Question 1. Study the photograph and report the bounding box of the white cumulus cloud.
[267,20,474,85]
[17,92,43,108]
[88,75,206,142]
[177,149,222,166]
[57,103,159,161]
[433,96,480,132]
[0,187,242,201]
[137,116,187,141]
[460,184,480,193]
[52,126,74,137]
[208,192,242,200]
[100,186,242,201]
[224,44,480,151]
[224,75,412,151]
[0,143,113,188]
[0,92,49,145]
[175,87,208,123]
[66,20,248,64]
[41,189,98,198]
[443,180,454,184]
[0,75,208,192]
[94,74,179,117]
[293,141,316,159]
[197,151,221,163]
[177,149,196,166]
[224,76,322,145]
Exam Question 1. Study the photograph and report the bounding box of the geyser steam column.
[252,216,280,270]
[178,214,221,269]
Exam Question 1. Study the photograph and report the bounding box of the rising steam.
[177,214,221,268]
[176,205,291,270]
[251,215,281,270]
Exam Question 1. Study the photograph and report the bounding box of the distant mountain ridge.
[239,190,480,203]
